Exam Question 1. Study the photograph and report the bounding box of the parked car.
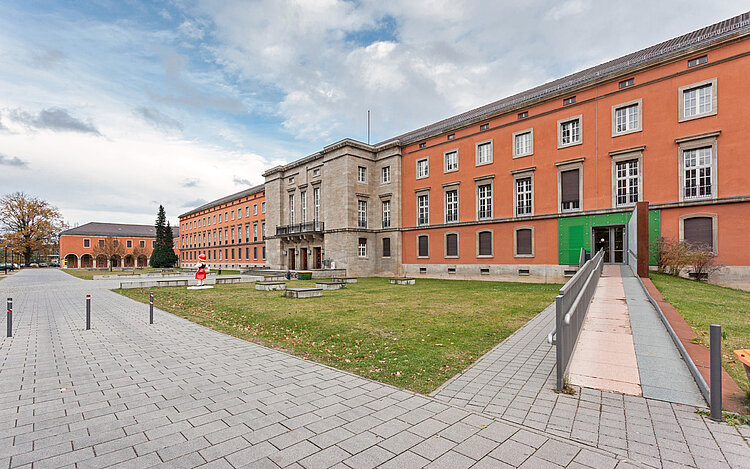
[50,261,59,267]
[30,263,39,268]
[39,262,48,267]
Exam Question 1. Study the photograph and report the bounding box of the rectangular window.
[231,227,235,243]
[262,202,266,213]
[126,240,132,248]
[518,111,528,119]
[478,231,492,256]
[253,246,257,259]
[358,200,367,228]
[218,214,222,223]
[231,211,235,221]
[300,191,307,222]
[417,158,429,178]
[237,247,241,260]
[683,84,713,118]
[152,240,155,248]
[417,235,429,257]
[445,233,458,257]
[238,208,241,219]
[289,194,295,224]
[513,130,532,157]
[687,55,707,68]
[382,200,391,228]
[516,177,533,216]
[444,150,458,172]
[245,224,249,243]
[560,118,581,146]
[419,142,426,148]
[684,147,712,199]
[616,159,639,206]
[357,166,366,182]
[245,206,249,217]
[382,238,391,257]
[561,169,580,211]
[445,189,458,223]
[615,103,640,134]
[447,133,455,140]
[253,223,258,242]
[358,238,367,257]
[476,141,492,165]
[99,239,105,248]
[477,184,492,220]
[479,123,489,131]
[516,228,533,256]
[262,246,266,258]
[83,239,90,248]
[619,77,635,88]
[313,188,320,221]
[684,217,713,250]
[261,221,265,240]
[253,204,257,215]
[417,194,429,226]
[382,166,391,183]
[563,96,576,105]
[139,240,145,248]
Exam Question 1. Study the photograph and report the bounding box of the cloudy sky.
[0,1,747,227]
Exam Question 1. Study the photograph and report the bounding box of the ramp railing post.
[710,324,722,422]
[6,298,11,337]
[149,292,154,324]
[86,295,91,330]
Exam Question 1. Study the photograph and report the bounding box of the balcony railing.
[276,221,325,236]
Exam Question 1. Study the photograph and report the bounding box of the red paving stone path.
[642,278,746,413]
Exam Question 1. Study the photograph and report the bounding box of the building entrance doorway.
[300,248,308,270]
[313,247,322,269]
[288,248,296,269]
[593,225,625,263]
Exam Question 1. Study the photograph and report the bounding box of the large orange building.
[178,185,266,269]
[256,13,750,290]
[59,222,180,268]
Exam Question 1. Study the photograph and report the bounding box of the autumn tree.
[0,192,66,265]
[92,236,125,271]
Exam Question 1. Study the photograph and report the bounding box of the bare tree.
[92,236,125,271]
[0,192,66,265]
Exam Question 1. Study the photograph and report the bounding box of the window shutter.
[561,169,579,203]
[684,217,713,249]
[446,234,458,257]
[478,231,492,256]
[418,236,429,257]
[517,229,532,255]
[382,238,391,257]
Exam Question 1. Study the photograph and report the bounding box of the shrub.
[686,244,723,281]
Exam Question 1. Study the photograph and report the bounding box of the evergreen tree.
[149,205,177,267]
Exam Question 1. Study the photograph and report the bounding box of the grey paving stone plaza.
[0,270,747,468]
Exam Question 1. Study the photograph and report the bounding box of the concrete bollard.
[86,295,91,330]
[149,292,154,324]
[710,324,722,422]
[6,298,11,338]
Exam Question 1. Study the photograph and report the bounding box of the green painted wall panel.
[648,210,661,265]
[558,212,632,265]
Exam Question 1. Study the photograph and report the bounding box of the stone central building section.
[264,139,403,277]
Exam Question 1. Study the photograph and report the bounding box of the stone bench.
[255,282,286,291]
[216,277,242,285]
[156,279,189,287]
[331,277,358,283]
[285,288,323,298]
[315,282,345,290]
[389,277,415,285]
[263,275,286,281]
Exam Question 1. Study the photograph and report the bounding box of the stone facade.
[264,139,403,277]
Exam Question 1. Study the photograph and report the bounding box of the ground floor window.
[262,246,266,258]
[477,231,493,257]
[417,235,429,257]
[382,238,391,257]
[515,227,534,257]
[358,238,367,257]
[254,246,258,259]
[445,233,458,257]
[681,214,716,253]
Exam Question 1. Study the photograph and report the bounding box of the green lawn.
[651,272,750,396]
[63,268,240,280]
[116,277,560,394]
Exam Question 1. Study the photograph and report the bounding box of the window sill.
[416,175,429,180]
[476,254,494,259]
[557,141,582,150]
[514,254,535,258]
[679,110,717,123]
[444,255,459,259]
[513,152,533,159]
[444,168,458,174]
[612,128,642,138]
[475,160,493,167]
[417,256,430,259]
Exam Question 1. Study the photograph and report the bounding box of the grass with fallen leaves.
[64,268,240,280]
[651,272,750,396]
[116,277,559,394]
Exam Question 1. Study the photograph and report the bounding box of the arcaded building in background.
[182,13,750,289]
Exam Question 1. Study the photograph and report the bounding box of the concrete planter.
[389,278,415,285]
[315,282,345,290]
[286,288,323,298]
[256,282,286,291]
